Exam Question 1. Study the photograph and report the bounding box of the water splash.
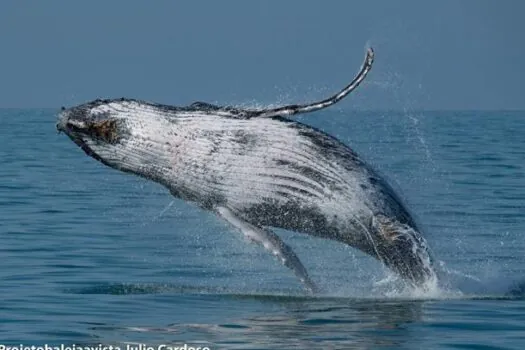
[153,200,175,221]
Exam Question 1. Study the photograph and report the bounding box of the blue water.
[2,109,524,349]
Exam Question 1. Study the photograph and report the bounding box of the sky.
[0,0,523,110]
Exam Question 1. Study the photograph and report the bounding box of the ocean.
[1,108,524,349]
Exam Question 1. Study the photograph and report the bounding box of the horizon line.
[0,107,524,113]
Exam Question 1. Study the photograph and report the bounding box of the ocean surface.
[1,108,524,349]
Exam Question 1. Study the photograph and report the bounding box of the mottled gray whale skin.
[57,48,437,291]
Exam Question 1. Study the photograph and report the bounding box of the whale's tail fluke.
[366,215,438,290]
[251,47,374,119]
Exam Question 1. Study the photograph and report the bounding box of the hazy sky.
[0,0,523,110]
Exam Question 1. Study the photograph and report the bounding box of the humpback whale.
[57,48,437,293]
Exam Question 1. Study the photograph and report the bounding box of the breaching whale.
[57,48,436,293]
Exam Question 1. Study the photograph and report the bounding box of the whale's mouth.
[57,118,106,163]
[56,107,124,164]
[63,130,105,163]
[71,135,105,163]
[57,117,120,145]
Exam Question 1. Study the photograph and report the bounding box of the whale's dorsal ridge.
[188,101,249,117]
[189,101,222,110]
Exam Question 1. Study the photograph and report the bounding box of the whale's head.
[57,99,176,183]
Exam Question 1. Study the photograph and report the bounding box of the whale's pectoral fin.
[216,206,318,294]
[248,47,374,119]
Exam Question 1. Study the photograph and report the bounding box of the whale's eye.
[89,120,119,144]
[65,118,119,144]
